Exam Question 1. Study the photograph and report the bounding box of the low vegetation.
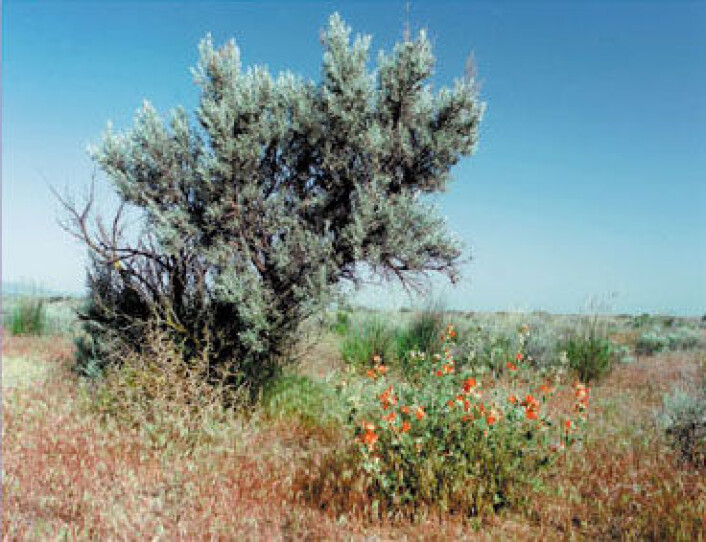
[3,303,705,538]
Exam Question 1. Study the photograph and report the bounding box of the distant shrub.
[455,322,524,376]
[8,296,47,336]
[665,327,701,350]
[612,343,635,364]
[340,317,398,368]
[635,331,669,356]
[523,325,562,369]
[636,326,701,356]
[660,388,706,468]
[562,334,615,383]
[631,313,655,329]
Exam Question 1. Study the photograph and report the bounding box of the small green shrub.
[8,296,47,336]
[340,317,397,368]
[660,388,706,468]
[635,331,669,355]
[631,313,655,329]
[562,334,614,383]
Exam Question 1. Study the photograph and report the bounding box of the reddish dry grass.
[526,350,706,540]
[2,333,75,365]
[2,372,351,539]
[3,342,705,540]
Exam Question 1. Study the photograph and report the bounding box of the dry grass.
[3,334,705,540]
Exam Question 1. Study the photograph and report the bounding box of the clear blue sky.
[3,1,705,315]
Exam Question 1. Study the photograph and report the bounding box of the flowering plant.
[349,324,589,517]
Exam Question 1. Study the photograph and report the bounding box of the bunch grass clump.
[562,334,615,383]
[394,308,446,378]
[8,296,47,336]
[340,317,398,369]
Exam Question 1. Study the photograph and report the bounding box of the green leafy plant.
[331,310,352,336]
[311,325,589,519]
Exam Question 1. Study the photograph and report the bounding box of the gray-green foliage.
[636,326,702,356]
[66,14,484,389]
[660,387,706,467]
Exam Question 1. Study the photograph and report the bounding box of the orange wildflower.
[486,413,497,425]
[376,364,388,376]
[380,386,397,410]
[401,421,411,433]
[383,411,396,423]
[538,384,551,396]
[522,394,539,408]
[506,362,518,371]
[361,430,379,450]
[361,421,375,432]
[446,399,456,409]
[358,421,379,451]
[415,406,426,421]
[516,352,524,361]
[463,378,477,393]
[366,369,377,380]
[400,405,410,415]
[525,408,539,421]
[508,394,519,404]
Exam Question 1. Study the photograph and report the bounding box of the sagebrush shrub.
[636,326,701,356]
[60,13,484,391]
[660,388,706,468]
